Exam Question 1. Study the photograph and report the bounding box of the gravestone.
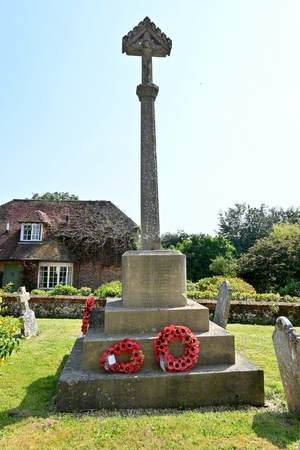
[57,17,264,411]
[214,280,232,329]
[18,287,39,338]
[273,316,300,412]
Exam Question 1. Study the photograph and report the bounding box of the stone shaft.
[137,83,160,249]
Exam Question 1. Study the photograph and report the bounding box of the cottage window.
[38,263,73,289]
[20,223,42,242]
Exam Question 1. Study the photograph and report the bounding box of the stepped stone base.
[83,321,235,370]
[57,337,264,412]
[104,298,209,335]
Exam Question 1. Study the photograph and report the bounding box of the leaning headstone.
[273,316,300,412]
[18,287,39,338]
[213,280,232,329]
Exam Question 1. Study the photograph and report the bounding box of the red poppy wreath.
[81,295,96,336]
[99,338,144,373]
[154,324,199,372]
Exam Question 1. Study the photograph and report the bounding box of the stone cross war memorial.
[57,17,264,412]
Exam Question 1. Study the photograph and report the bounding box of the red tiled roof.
[0,200,138,261]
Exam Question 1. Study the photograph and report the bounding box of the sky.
[1,1,300,234]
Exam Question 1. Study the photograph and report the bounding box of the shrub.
[280,281,300,297]
[0,317,21,361]
[209,256,237,276]
[187,281,197,291]
[2,282,16,293]
[239,224,300,292]
[78,287,93,297]
[254,293,281,302]
[31,289,49,296]
[94,281,122,298]
[195,276,256,297]
[187,289,207,299]
[48,284,79,296]
[187,288,300,303]
[178,234,236,281]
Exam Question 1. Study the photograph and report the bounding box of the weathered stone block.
[82,321,235,371]
[104,298,208,334]
[122,250,187,307]
[57,338,264,412]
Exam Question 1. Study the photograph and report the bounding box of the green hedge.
[31,282,121,298]
[194,276,256,295]
[187,276,300,303]
[94,281,122,298]
[31,285,92,297]
[28,278,300,304]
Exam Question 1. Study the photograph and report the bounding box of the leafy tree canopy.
[166,233,235,282]
[31,192,79,201]
[239,224,300,292]
[218,203,300,255]
[209,255,237,277]
[161,230,189,249]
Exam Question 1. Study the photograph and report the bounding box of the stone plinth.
[82,321,235,371]
[104,298,208,334]
[57,338,264,412]
[122,250,187,307]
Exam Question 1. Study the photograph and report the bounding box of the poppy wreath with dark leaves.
[99,338,144,373]
[154,324,199,372]
[81,296,96,336]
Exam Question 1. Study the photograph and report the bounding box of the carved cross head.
[18,286,30,312]
[122,17,172,58]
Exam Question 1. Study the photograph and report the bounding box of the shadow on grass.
[0,355,68,432]
[252,409,300,449]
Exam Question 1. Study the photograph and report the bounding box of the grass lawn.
[0,320,300,449]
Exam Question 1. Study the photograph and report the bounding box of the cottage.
[0,199,138,290]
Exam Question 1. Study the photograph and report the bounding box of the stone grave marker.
[214,280,232,329]
[18,286,39,338]
[273,316,300,412]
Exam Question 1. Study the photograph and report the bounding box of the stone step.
[82,321,235,371]
[103,298,209,335]
[57,337,264,412]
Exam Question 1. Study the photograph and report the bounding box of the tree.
[218,203,300,255]
[209,256,237,276]
[31,192,79,201]
[176,234,236,282]
[161,230,189,249]
[238,224,300,292]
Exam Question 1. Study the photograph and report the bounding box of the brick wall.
[8,259,122,291]
[74,261,121,289]
[22,261,39,291]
